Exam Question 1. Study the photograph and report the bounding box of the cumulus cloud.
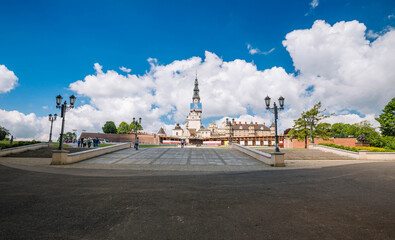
[0,65,18,93]
[283,20,395,116]
[2,20,395,140]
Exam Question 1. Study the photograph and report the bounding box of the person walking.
[181,139,184,148]
[77,139,81,148]
[10,135,13,144]
[135,137,139,150]
[88,138,91,148]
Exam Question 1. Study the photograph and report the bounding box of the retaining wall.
[51,142,132,165]
[285,138,357,148]
[0,143,48,157]
[310,144,395,160]
[231,143,285,167]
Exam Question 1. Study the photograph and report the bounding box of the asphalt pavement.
[0,162,394,240]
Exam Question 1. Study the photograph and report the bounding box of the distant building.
[167,75,280,146]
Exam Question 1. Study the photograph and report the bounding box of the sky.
[0,0,395,140]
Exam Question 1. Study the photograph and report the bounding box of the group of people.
[77,137,100,148]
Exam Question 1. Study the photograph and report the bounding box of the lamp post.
[48,114,57,143]
[304,115,314,144]
[265,96,285,152]
[226,118,235,145]
[132,117,142,141]
[56,94,76,150]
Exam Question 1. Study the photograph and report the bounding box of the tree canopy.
[376,97,395,137]
[129,121,143,132]
[0,126,10,140]
[102,121,117,134]
[288,102,332,148]
[117,121,130,134]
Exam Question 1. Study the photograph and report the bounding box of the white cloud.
[247,44,275,55]
[0,65,18,93]
[283,20,395,116]
[366,30,379,39]
[2,20,395,141]
[310,0,319,9]
[119,66,131,73]
[388,14,395,20]
[42,106,48,110]
[247,44,260,55]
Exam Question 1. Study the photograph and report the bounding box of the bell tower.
[185,74,202,136]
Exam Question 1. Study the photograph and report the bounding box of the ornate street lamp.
[226,118,235,145]
[132,117,142,142]
[265,96,285,152]
[56,94,76,150]
[48,114,57,143]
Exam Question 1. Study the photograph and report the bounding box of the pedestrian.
[181,139,184,148]
[88,139,91,148]
[10,135,13,144]
[77,139,81,148]
[135,137,139,150]
[95,137,99,147]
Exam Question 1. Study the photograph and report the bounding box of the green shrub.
[319,143,395,152]
[0,140,42,149]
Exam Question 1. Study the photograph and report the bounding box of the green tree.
[331,123,352,138]
[102,121,117,134]
[0,126,10,140]
[351,121,380,142]
[57,132,77,142]
[129,121,143,132]
[375,97,395,136]
[288,102,333,148]
[117,121,130,134]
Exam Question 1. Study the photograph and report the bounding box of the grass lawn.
[53,143,72,148]
[98,143,114,147]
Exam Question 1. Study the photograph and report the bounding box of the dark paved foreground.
[0,162,394,240]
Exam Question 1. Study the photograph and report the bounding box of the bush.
[369,135,395,150]
[0,140,42,149]
[319,143,395,152]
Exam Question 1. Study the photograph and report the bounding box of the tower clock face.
[190,102,202,111]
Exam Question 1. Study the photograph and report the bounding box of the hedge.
[0,140,42,150]
[318,143,395,152]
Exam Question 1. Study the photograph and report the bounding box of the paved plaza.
[79,148,266,171]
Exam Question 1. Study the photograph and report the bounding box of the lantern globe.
[56,95,62,106]
[264,96,271,108]
[278,96,285,108]
[69,95,76,106]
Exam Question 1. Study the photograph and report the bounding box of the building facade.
[168,75,280,145]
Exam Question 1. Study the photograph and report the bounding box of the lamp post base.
[270,152,285,167]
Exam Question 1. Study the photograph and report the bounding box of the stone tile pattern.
[83,148,262,166]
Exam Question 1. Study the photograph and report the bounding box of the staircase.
[258,148,354,160]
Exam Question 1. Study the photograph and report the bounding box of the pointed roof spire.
[193,72,200,101]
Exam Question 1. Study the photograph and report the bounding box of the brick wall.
[284,138,357,149]
[80,132,159,144]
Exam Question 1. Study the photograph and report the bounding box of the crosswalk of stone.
[83,148,262,166]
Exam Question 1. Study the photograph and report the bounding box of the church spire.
[193,73,200,102]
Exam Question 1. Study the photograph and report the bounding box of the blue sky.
[0,0,394,139]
